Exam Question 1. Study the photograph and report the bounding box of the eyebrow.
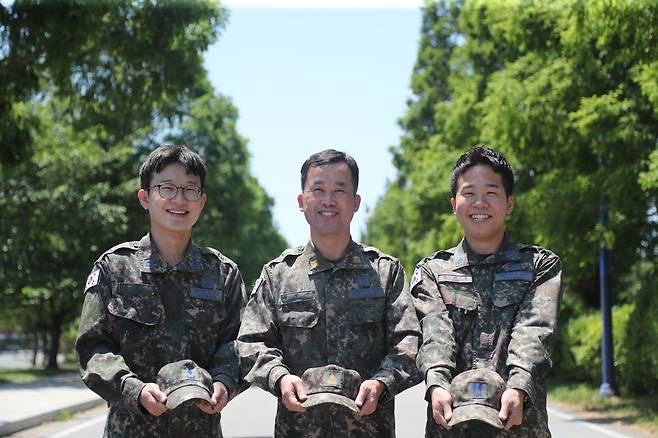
[461,182,501,190]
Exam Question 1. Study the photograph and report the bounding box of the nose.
[320,191,336,205]
[472,193,488,206]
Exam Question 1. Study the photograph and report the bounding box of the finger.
[283,391,306,412]
[358,397,377,416]
[442,402,453,423]
[354,387,368,408]
[196,400,214,415]
[214,391,229,413]
[432,404,451,429]
[499,403,509,421]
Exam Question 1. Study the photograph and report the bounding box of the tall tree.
[1,0,223,163]
[366,0,658,311]
[0,2,286,368]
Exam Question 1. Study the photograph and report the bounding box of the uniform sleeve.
[410,262,456,399]
[207,264,247,400]
[75,262,146,413]
[237,267,290,396]
[370,259,422,401]
[506,251,562,405]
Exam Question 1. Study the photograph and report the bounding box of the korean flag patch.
[85,268,101,292]
[410,267,423,290]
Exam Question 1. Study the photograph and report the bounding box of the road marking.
[50,415,106,438]
[548,407,634,438]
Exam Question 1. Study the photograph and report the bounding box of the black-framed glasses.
[147,183,204,202]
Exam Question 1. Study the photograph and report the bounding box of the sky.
[204,0,423,246]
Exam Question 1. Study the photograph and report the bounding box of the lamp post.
[599,193,615,397]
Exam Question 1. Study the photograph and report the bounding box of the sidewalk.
[0,373,103,436]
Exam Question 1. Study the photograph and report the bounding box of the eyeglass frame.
[146,183,205,202]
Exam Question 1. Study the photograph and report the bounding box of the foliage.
[366,0,658,306]
[0,2,286,368]
[164,86,287,285]
[1,0,223,164]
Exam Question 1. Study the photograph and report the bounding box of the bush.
[559,304,635,390]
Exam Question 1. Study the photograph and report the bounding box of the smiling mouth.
[319,211,338,217]
[167,209,189,216]
[470,214,490,222]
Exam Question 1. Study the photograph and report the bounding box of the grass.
[0,364,78,384]
[548,378,658,437]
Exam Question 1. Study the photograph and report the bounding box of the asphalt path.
[9,384,653,438]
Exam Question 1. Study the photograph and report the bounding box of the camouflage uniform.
[238,240,421,438]
[412,236,562,438]
[75,234,246,438]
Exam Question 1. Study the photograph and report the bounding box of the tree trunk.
[31,331,38,367]
[46,326,61,370]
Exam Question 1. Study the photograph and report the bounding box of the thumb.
[153,387,168,404]
[498,402,509,421]
[293,380,307,401]
[354,386,368,408]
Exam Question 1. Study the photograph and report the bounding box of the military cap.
[156,359,213,410]
[300,364,361,413]
[448,368,506,429]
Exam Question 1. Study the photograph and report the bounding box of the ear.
[137,189,150,210]
[450,197,456,213]
[506,195,515,215]
[297,194,304,212]
[198,192,207,212]
[354,194,361,212]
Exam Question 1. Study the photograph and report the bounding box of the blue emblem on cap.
[186,368,194,379]
[144,260,152,269]
[468,382,487,400]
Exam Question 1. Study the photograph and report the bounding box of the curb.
[0,398,104,437]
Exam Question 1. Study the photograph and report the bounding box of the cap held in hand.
[448,368,506,429]
[300,364,361,413]
[156,359,214,410]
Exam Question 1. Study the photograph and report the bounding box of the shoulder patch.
[410,267,423,290]
[84,268,101,292]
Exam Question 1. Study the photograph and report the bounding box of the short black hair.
[450,145,514,197]
[139,144,207,189]
[300,149,359,194]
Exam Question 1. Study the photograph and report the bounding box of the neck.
[311,232,351,262]
[465,234,504,256]
[150,228,191,265]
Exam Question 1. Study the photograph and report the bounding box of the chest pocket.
[438,275,477,313]
[108,283,164,326]
[277,291,319,328]
[347,288,386,324]
[492,271,532,308]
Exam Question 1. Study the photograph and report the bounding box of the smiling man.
[411,146,563,437]
[75,145,246,437]
[238,149,421,437]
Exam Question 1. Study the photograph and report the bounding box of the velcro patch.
[437,274,473,283]
[349,288,384,299]
[190,288,223,301]
[494,271,533,282]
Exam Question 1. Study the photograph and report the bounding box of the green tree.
[366,0,658,313]
[1,2,286,368]
[165,86,287,285]
[1,0,222,164]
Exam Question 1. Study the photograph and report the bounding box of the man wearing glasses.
[75,144,246,437]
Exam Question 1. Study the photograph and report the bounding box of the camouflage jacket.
[238,240,421,438]
[75,234,246,438]
[412,236,562,438]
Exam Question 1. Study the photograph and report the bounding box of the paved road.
[9,384,653,438]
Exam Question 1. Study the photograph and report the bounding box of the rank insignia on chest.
[201,276,214,289]
[351,255,361,264]
[309,258,319,269]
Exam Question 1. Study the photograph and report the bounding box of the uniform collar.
[453,235,522,269]
[138,234,204,273]
[304,239,369,275]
